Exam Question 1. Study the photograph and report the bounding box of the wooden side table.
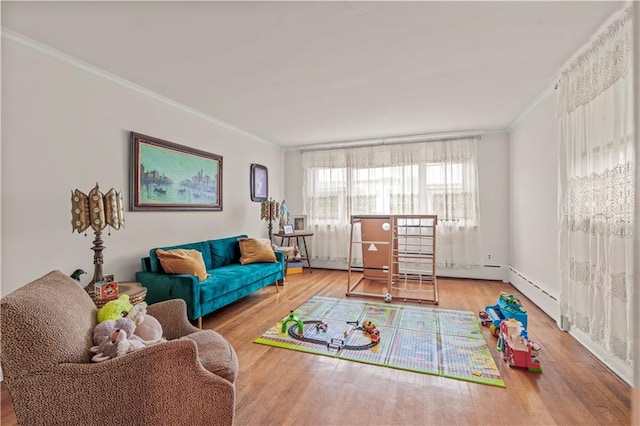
[273,232,314,272]
[92,281,147,308]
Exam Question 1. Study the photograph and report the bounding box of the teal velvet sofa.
[136,235,285,327]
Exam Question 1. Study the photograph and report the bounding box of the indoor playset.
[255,296,505,387]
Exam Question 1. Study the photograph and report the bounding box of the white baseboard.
[508,266,560,323]
[438,264,507,281]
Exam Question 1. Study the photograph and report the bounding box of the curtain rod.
[293,129,498,153]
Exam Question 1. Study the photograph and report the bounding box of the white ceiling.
[2,1,624,147]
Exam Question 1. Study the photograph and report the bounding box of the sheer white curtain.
[302,136,481,268]
[556,7,634,365]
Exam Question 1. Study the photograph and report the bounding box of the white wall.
[508,92,560,318]
[509,93,559,293]
[283,131,511,279]
[0,38,284,296]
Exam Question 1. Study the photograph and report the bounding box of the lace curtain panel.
[301,137,481,269]
[556,7,635,366]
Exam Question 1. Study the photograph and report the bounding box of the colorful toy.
[370,329,381,344]
[95,280,119,300]
[281,311,304,337]
[496,318,542,373]
[315,320,328,332]
[96,294,134,323]
[480,292,528,336]
[361,320,376,334]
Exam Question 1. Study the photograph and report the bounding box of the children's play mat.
[254,296,504,387]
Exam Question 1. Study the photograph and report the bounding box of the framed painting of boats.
[130,132,222,211]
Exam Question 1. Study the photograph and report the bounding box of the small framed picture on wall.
[250,164,268,202]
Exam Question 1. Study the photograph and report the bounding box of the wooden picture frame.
[293,215,307,232]
[130,132,222,211]
[250,163,268,202]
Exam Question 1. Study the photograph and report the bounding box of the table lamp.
[71,183,124,292]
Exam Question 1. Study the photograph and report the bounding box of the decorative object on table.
[283,224,294,235]
[279,199,290,231]
[255,295,504,388]
[71,183,124,293]
[292,215,307,232]
[250,163,268,202]
[94,280,119,301]
[130,132,222,211]
[260,197,279,242]
[92,281,147,308]
[102,274,114,283]
[70,268,86,282]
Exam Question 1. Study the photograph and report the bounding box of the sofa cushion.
[156,249,209,281]
[181,330,238,383]
[238,238,277,265]
[210,235,246,268]
[149,241,213,273]
[199,262,282,302]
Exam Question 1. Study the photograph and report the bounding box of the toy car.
[482,292,528,336]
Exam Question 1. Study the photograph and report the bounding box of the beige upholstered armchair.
[0,270,237,426]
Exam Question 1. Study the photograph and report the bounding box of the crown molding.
[1,27,280,148]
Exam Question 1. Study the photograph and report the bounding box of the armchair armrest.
[30,340,235,425]
[147,299,200,339]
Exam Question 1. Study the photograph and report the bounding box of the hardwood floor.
[1,270,631,425]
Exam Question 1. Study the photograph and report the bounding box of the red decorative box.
[95,281,119,300]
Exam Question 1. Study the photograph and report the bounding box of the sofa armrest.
[147,299,200,339]
[135,271,201,320]
[274,250,286,274]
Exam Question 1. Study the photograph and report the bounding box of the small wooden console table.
[273,231,314,272]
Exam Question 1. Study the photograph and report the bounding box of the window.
[302,137,481,267]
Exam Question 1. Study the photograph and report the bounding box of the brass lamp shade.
[71,183,124,292]
[261,197,279,242]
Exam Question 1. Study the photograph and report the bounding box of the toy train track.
[288,321,378,350]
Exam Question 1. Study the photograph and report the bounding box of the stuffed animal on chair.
[127,302,164,344]
[90,318,146,362]
[96,296,164,344]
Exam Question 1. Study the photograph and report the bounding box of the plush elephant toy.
[90,318,146,362]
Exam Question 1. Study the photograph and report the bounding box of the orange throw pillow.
[238,238,277,265]
[156,248,209,281]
